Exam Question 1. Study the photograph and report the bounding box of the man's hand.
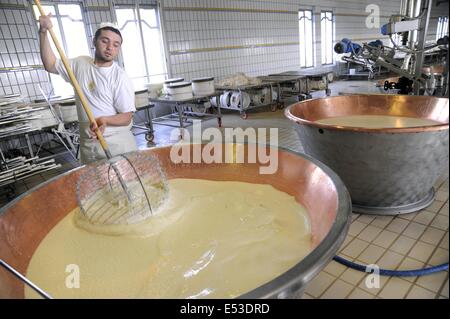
[39,13,53,33]
[89,117,107,139]
[88,113,133,139]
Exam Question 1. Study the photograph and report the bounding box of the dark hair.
[94,26,123,43]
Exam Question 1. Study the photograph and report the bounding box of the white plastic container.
[144,83,164,98]
[230,91,240,108]
[210,96,219,107]
[240,92,251,110]
[220,91,232,108]
[163,78,184,94]
[166,81,193,100]
[134,89,149,109]
[192,77,215,96]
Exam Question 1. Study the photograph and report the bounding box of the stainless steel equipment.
[334,0,449,96]
[285,94,449,215]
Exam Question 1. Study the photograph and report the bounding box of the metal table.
[133,103,156,143]
[270,70,332,97]
[149,92,222,137]
[257,75,309,102]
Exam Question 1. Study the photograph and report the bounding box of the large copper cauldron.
[286,94,449,215]
[0,144,351,299]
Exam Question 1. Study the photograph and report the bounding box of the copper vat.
[0,144,351,299]
[285,94,449,214]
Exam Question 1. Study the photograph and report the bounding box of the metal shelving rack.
[0,95,79,197]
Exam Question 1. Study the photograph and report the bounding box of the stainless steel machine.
[334,0,449,96]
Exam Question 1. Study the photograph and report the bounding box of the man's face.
[94,30,122,62]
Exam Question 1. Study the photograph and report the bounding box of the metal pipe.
[413,0,432,95]
[406,0,416,49]
[400,0,405,15]
[406,0,415,18]
[0,259,52,299]
[410,0,423,45]
[400,0,409,16]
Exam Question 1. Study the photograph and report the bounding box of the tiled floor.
[1,79,448,299]
[303,176,449,299]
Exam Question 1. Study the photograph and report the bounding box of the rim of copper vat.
[285,94,449,134]
[0,144,352,299]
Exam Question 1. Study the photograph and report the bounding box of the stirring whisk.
[77,152,169,225]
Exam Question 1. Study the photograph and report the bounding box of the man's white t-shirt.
[55,56,136,121]
[55,56,138,163]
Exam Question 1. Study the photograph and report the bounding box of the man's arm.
[89,112,133,137]
[39,14,58,74]
[96,112,133,127]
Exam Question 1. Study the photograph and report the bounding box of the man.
[39,14,138,164]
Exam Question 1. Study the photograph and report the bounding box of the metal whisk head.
[76,152,169,225]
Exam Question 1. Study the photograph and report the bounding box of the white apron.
[79,122,138,164]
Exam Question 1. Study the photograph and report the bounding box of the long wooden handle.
[34,0,112,158]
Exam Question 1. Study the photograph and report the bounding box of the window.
[32,3,90,97]
[115,4,167,88]
[298,10,314,68]
[436,16,449,41]
[320,11,334,65]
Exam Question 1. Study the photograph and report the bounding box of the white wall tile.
[1,0,447,101]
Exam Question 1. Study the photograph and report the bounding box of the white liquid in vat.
[315,115,440,128]
[25,179,312,299]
